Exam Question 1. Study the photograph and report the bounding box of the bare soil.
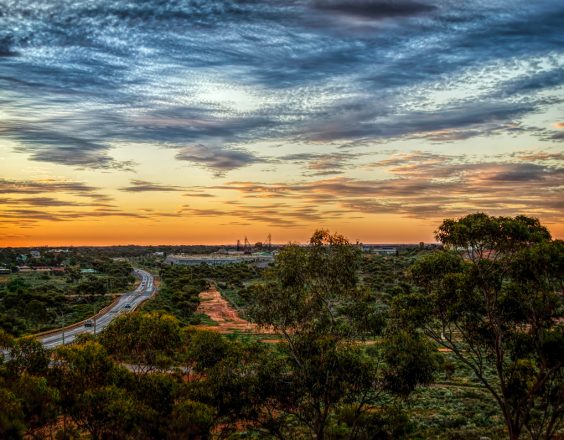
[196,288,265,334]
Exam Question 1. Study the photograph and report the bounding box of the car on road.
[124,303,132,309]
[84,319,94,327]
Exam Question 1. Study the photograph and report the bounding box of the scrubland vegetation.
[0,214,562,439]
[0,252,134,336]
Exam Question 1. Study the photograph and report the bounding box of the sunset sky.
[1,0,563,246]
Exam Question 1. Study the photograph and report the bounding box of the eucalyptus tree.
[244,230,435,439]
[394,214,563,440]
[100,312,183,373]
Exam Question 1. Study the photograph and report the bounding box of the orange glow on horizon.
[2,215,562,247]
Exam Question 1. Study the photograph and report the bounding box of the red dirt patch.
[196,289,267,334]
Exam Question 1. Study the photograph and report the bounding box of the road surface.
[40,268,155,349]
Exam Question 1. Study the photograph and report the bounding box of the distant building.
[0,267,11,275]
[227,250,245,256]
[30,250,41,259]
[48,248,70,253]
[362,246,398,256]
[80,268,97,274]
[153,251,165,257]
[165,253,274,267]
[16,266,33,272]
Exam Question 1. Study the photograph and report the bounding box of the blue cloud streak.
[0,0,562,172]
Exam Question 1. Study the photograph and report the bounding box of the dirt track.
[196,289,263,334]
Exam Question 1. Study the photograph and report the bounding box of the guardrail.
[33,270,146,339]
[32,293,123,339]
[31,276,159,338]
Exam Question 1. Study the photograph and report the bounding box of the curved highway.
[40,268,155,349]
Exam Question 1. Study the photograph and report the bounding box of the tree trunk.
[316,424,325,440]
[507,419,521,440]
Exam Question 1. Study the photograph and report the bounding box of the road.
[40,269,155,349]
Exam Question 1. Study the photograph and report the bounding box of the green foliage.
[48,338,206,439]
[143,265,208,324]
[360,252,424,301]
[6,337,49,377]
[100,312,183,371]
[335,404,414,439]
[248,231,368,336]
[0,221,561,439]
[0,387,25,439]
[436,213,551,256]
[184,328,229,372]
[13,373,60,436]
[382,331,439,397]
[0,255,134,336]
[397,213,563,440]
[185,338,287,436]
[236,230,432,439]
[0,315,220,439]
[168,399,216,440]
[74,385,140,439]
[52,341,117,400]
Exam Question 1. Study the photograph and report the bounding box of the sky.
[0,0,563,246]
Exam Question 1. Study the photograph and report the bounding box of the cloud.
[280,152,358,176]
[0,0,562,175]
[366,151,448,168]
[312,0,435,20]
[547,131,564,141]
[513,150,564,162]
[175,144,265,175]
[301,101,534,143]
[0,178,118,226]
[1,122,136,170]
[180,201,345,228]
[1,196,113,208]
[119,179,186,192]
[183,192,215,198]
[0,35,18,57]
[0,178,99,196]
[0,208,148,224]
[211,152,563,222]
[0,0,563,239]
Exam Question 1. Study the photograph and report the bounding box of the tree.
[394,214,563,440]
[65,266,81,284]
[185,338,286,438]
[0,387,24,439]
[7,337,49,377]
[51,340,120,437]
[24,300,48,329]
[243,230,431,439]
[14,373,59,438]
[168,399,216,440]
[184,328,229,372]
[74,385,139,439]
[100,312,183,373]
[0,329,14,364]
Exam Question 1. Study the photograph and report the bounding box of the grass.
[216,286,247,310]
[404,353,505,439]
[0,271,133,336]
[29,295,116,334]
[62,296,116,325]
[191,313,219,326]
